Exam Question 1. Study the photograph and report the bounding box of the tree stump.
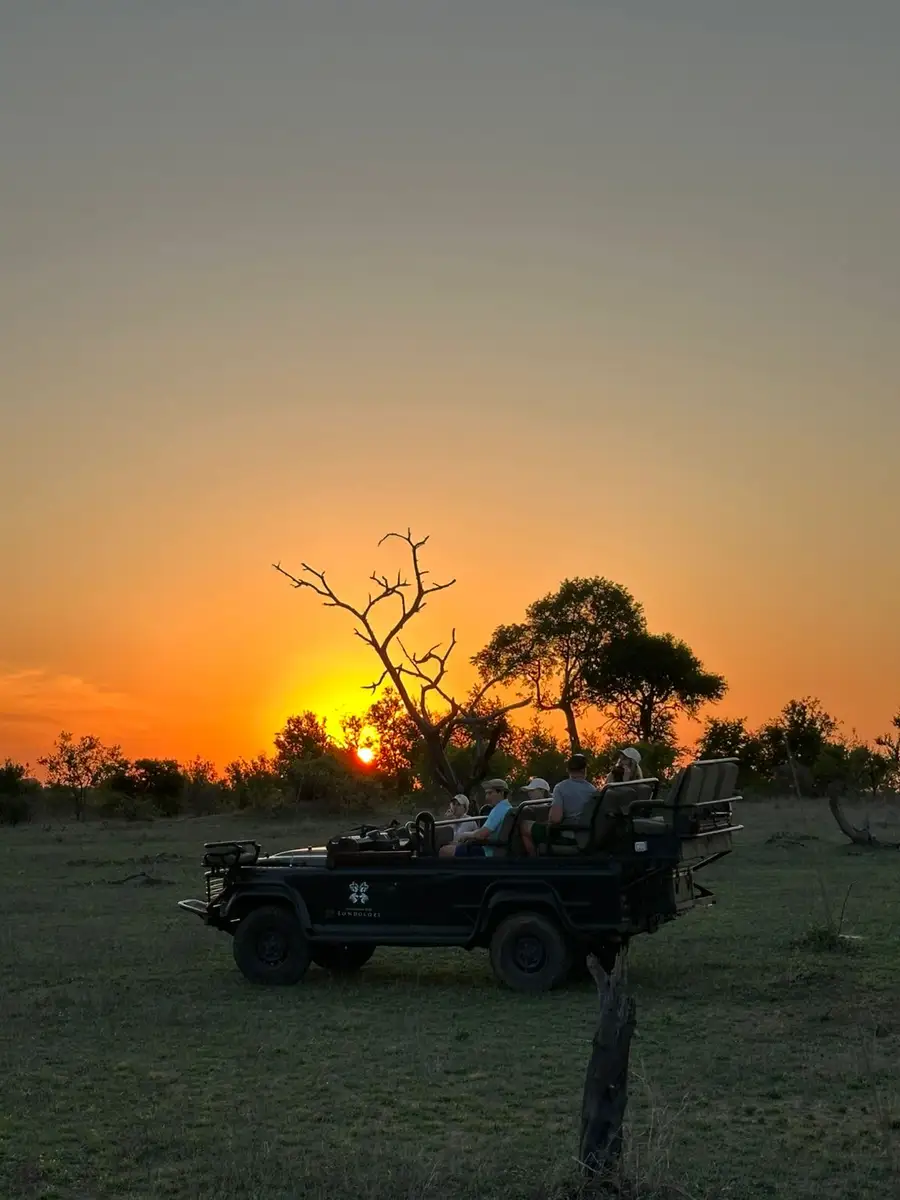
[579,949,636,1189]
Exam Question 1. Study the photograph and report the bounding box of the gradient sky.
[2,0,899,769]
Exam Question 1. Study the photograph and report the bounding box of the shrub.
[278,754,383,813]
[0,790,32,826]
[0,759,34,826]
[95,788,156,822]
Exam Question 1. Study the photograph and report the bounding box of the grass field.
[2,797,900,1200]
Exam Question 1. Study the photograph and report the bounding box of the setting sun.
[356,746,375,765]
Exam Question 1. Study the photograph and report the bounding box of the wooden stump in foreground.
[579,949,636,1187]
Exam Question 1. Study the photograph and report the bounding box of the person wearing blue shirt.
[451,779,511,857]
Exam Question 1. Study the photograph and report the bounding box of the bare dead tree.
[274,530,527,795]
[580,949,636,1189]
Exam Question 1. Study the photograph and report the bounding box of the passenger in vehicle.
[519,754,599,856]
[522,777,551,801]
[604,747,643,784]
[436,794,479,856]
[445,779,511,858]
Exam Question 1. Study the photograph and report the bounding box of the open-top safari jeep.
[178,757,743,993]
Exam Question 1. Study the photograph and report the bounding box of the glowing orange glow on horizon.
[356,746,375,764]
[2,3,900,774]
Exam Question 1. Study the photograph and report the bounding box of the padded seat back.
[486,807,518,857]
[712,759,739,801]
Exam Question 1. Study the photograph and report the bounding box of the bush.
[278,754,384,813]
[95,788,156,822]
[182,757,226,814]
[224,751,385,816]
[0,790,32,826]
[0,759,34,825]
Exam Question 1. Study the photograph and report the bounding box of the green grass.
[2,798,900,1199]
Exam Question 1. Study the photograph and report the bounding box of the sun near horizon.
[2,4,899,770]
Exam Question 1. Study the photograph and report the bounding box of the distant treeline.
[2,693,898,826]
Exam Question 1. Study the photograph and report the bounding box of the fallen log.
[828,794,900,849]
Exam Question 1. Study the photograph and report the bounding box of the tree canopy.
[583,631,727,744]
[473,577,645,752]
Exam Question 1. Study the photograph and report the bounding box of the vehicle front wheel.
[232,905,310,985]
[489,912,572,994]
[311,943,375,974]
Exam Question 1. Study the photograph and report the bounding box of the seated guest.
[520,754,598,857]
[522,777,551,802]
[443,794,479,842]
[444,779,511,858]
[604,747,643,784]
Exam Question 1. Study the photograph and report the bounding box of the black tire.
[311,943,375,974]
[232,905,310,985]
[489,911,572,994]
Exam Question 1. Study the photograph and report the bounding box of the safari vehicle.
[178,757,743,994]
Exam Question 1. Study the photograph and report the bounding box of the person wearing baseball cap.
[442,793,479,842]
[522,777,551,800]
[519,753,599,856]
[444,778,511,858]
[605,747,643,785]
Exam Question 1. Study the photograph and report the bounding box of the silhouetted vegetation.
[697,697,900,798]
[5,695,897,826]
[4,534,897,823]
[0,758,39,825]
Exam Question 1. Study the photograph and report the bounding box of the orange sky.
[2,4,899,770]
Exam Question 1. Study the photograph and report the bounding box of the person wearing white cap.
[444,794,478,838]
[605,747,643,785]
[522,777,551,800]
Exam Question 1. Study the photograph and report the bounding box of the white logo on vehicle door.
[349,881,369,906]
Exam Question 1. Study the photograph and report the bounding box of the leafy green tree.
[38,731,126,820]
[696,716,751,761]
[505,719,569,788]
[696,716,766,785]
[875,709,900,791]
[584,631,727,745]
[473,577,645,753]
[364,688,421,793]
[273,712,335,801]
[757,696,839,781]
[224,754,282,811]
[274,712,332,765]
[182,756,224,814]
[106,758,185,817]
[338,715,370,756]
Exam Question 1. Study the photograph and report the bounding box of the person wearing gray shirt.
[519,753,599,856]
[551,775,599,821]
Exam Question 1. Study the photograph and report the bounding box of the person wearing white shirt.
[437,794,479,856]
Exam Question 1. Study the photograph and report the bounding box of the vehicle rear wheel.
[489,912,572,994]
[311,943,375,974]
[232,905,310,985]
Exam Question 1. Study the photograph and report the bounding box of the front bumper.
[178,898,210,921]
